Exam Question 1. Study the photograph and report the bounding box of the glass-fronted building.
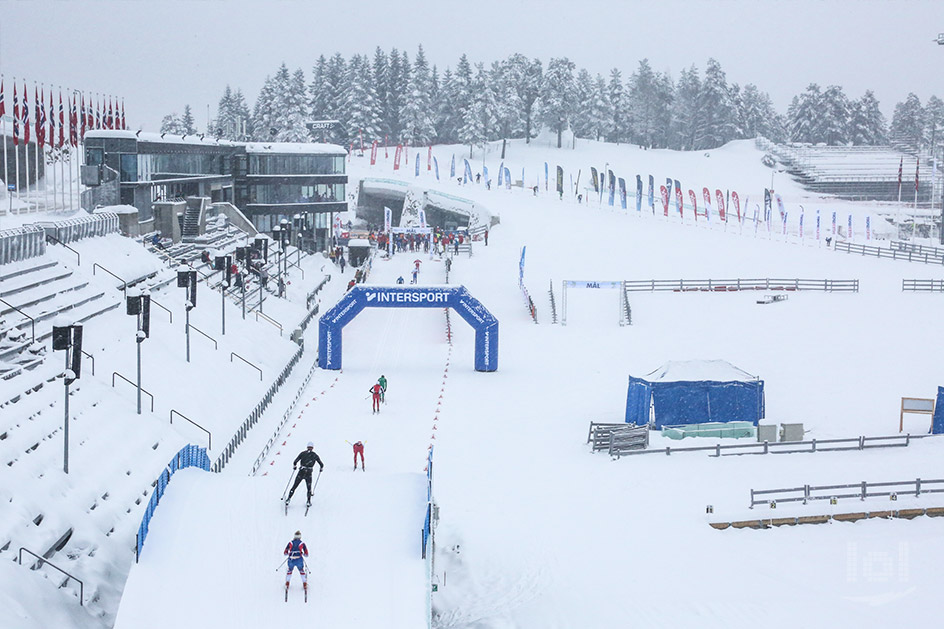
[83,131,347,240]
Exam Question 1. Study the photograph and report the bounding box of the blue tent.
[625,360,765,428]
[932,386,944,434]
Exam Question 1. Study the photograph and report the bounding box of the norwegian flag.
[86,95,94,131]
[897,156,903,193]
[12,82,19,146]
[48,89,55,147]
[0,79,5,119]
[120,99,126,130]
[95,97,101,130]
[58,91,64,148]
[915,159,920,193]
[22,82,30,145]
[107,97,113,129]
[38,89,46,148]
[70,95,78,146]
[80,93,86,139]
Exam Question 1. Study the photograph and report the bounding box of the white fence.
[37,213,119,244]
[0,225,46,265]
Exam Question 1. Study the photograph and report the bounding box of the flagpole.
[23,83,29,210]
[34,86,39,211]
[14,77,19,204]
[41,84,47,211]
[1,77,7,214]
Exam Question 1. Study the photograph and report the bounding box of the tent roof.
[643,360,758,383]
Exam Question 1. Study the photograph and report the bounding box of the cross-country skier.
[284,530,309,597]
[369,383,383,414]
[378,375,387,403]
[352,441,365,470]
[286,443,324,507]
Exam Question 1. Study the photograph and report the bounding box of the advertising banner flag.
[591,167,599,192]
[427,146,432,171]
[689,190,698,221]
[715,189,726,222]
[702,188,712,220]
[731,191,741,223]
[832,211,837,235]
[782,211,788,236]
[463,159,473,184]
[394,144,402,170]
[545,162,549,191]
[660,185,669,216]
[505,167,511,189]
[607,170,615,205]
[866,216,871,241]
[674,184,683,217]
[848,214,853,240]
[450,154,456,178]
[635,175,642,212]
[370,141,378,165]
[776,194,785,221]
[557,166,564,195]
[434,157,440,181]
[816,210,821,240]
[647,175,654,211]
[483,165,490,185]
[384,135,389,158]
[498,162,504,187]
[384,206,392,233]
[415,153,420,177]
[764,188,771,218]
[419,208,427,228]
[799,210,805,239]
[618,178,627,209]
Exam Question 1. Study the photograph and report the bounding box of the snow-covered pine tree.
[324,54,348,143]
[181,104,197,135]
[923,95,944,145]
[570,69,596,139]
[890,93,925,149]
[820,85,850,145]
[651,71,674,148]
[276,68,310,142]
[458,62,497,156]
[385,49,405,141]
[251,75,277,140]
[160,112,184,135]
[669,65,700,150]
[501,54,542,144]
[309,55,329,124]
[372,48,389,137]
[789,84,823,143]
[344,55,383,148]
[231,89,251,140]
[491,60,522,144]
[693,58,736,150]
[433,67,459,144]
[540,57,576,148]
[213,86,235,139]
[399,45,436,146]
[606,68,627,144]
[847,91,886,145]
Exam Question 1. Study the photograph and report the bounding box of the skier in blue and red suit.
[284,530,309,594]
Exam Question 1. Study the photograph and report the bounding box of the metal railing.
[616,433,934,459]
[44,234,81,265]
[170,410,212,450]
[92,263,127,293]
[18,547,84,606]
[902,279,944,292]
[0,297,35,342]
[835,240,944,265]
[36,212,119,244]
[186,324,218,349]
[112,372,154,411]
[252,310,283,335]
[750,477,944,509]
[230,352,262,381]
[623,278,860,293]
[81,350,95,376]
[216,343,305,473]
[150,299,173,323]
[890,240,944,257]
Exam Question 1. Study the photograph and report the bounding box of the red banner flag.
[58,91,65,148]
[427,146,432,171]
[37,87,45,148]
[12,83,19,146]
[731,191,741,223]
[715,189,726,222]
[394,144,403,170]
[22,82,30,145]
[688,190,698,221]
[384,134,388,158]
[702,187,712,216]
[674,185,684,218]
[660,185,669,216]
[370,140,377,165]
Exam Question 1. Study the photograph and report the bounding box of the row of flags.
[0,78,126,148]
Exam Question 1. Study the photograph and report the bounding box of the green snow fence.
[661,421,756,440]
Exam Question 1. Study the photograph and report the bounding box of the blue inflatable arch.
[318,285,498,372]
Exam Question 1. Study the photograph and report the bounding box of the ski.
[284,499,289,516]
[304,585,308,603]
[285,584,289,602]
[304,502,311,517]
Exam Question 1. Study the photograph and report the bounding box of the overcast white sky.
[1,0,942,132]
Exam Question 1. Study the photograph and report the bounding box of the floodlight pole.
[136,330,143,415]
[185,307,191,363]
[63,349,70,474]
[221,283,226,336]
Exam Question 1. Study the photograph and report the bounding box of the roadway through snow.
[114,252,451,628]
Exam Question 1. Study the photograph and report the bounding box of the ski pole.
[310,469,322,496]
[275,557,288,572]
[281,468,295,501]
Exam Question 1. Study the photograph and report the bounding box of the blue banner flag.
[544,162,549,191]
[450,154,456,179]
[618,178,627,209]
[647,175,654,211]
[483,165,489,185]
[434,157,439,181]
[636,175,642,212]
[504,167,511,189]
[415,153,420,177]
[607,170,616,206]
[591,167,599,192]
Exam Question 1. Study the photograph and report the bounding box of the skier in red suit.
[369,383,382,414]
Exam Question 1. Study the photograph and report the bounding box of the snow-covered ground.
[5,137,944,628]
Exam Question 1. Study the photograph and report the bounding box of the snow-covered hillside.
[4,137,944,628]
